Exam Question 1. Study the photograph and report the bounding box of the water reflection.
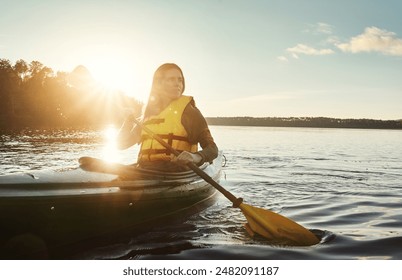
[2,127,402,259]
[100,125,120,163]
[0,126,141,175]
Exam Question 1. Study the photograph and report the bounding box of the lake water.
[1,126,402,260]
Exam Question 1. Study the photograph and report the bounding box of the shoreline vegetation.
[1,58,401,131]
[0,58,142,131]
[206,117,402,130]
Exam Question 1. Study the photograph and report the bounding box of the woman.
[117,63,218,172]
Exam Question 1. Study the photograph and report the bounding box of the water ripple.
[2,127,402,260]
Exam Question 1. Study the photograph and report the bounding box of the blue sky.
[1,0,401,119]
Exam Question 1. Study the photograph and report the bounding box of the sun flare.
[89,62,133,93]
[101,125,120,163]
[86,59,149,102]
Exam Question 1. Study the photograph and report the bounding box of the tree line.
[2,58,401,131]
[0,58,142,131]
[206,117,402,129]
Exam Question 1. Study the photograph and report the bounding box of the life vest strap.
[143,118,165,125]
[139,148,186,156]
[141,133,191,143]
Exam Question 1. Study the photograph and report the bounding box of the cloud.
[286,44,334,58]
[336,27,402,56]
[317,22,333,34]
[304,22,334,35]
[278,22,336,61]
[280,25,402,62]
[277,55,289,62]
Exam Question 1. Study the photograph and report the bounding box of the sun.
[88,60,134,94]
[82,57,148,102]
[73,44,153,102]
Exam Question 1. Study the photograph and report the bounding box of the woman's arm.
[182,102,219,163]
[116,114,141,150]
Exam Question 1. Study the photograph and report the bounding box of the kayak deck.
[0,153,223,258]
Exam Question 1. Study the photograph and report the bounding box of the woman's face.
[159,68,184,100]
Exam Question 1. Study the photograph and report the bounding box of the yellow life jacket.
[138,95,198,162]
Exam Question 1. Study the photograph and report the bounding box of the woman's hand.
[172,151,202,165]
[116,110,141,150]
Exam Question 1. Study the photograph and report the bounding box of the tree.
[0,59,18,121]
[1,58,143,130]
[13,59,29,85]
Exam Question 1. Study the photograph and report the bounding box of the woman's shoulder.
[180,95,195,105]
[183,97,203,117]
[182,97,208,132]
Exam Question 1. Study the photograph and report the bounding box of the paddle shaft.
[133,119,242,207]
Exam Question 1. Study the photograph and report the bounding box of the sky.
[1,0,401,120]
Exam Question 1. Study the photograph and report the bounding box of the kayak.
[0,153,222,258]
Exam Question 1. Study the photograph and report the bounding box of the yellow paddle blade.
[239,203,319,246]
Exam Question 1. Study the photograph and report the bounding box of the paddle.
[133,118,320,246]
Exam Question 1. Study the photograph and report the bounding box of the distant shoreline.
[2,116,402,131]
[205,117,402,130]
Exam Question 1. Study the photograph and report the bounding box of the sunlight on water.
[100,125,120,163]
[1,126,402,259]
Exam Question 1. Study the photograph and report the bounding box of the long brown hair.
[142,63,185,119]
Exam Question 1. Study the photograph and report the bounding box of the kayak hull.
[0,154,222,258]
